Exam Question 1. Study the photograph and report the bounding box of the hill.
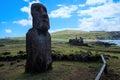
[51,30,120,40]
[0,30,120,80]
[107,31,120,39]
[1,30,120,40]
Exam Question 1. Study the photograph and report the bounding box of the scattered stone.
[0,44,5,47]
[52,51,101,62]
[112,56,119,59]
[16,59,21,63]
[0,54,26,61]
[105,57,109,60]
[0,63,4,67]
[17,51,25,55]
[105,54,111,58]
[2,52,11,55]
[16,64,24,67]
[10,61,16,66]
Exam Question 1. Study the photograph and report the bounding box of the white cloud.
[77,1,120,31]
[78,2,120,18]
[78,18,108,31]
[21,6,29,14]
[49,4,78,18]
[23,0,40,16]
[79,4,86,7]
[13,0,40,26]
[86,0,107,5]
[13,19,32,26]
[13,0,120,32]
[23,0,29,2]
[5,29,12,33]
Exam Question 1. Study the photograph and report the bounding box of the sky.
[0,0,120,38]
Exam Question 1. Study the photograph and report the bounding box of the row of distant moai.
[25,3,52,73]
[69,36,88,46]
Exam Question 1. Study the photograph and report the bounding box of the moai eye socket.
[36,7,40,11]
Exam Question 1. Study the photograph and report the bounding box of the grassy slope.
[51,30,120,40]
[2,30,120,40]
[0,38,101,80]
[0,40,120,80]
[0,39,103,80]
[0,32,120,79]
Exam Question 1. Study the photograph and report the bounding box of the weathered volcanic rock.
[25,3,52,73]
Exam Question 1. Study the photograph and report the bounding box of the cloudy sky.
[0,0,120,38]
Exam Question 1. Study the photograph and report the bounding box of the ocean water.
[99,40,120,46]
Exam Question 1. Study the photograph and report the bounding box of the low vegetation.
[0,34,120,79]
[51,30,120,40]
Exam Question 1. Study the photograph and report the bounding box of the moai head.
[31,3,50,33]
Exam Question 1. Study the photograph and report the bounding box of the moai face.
[31,3,50,32]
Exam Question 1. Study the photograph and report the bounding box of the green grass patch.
[0,61,102,80]
[0,37,120,79]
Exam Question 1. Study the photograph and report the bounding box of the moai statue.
[25,3,52,73]
[79,37,83,44]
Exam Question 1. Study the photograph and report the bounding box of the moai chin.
[25,3,52,73]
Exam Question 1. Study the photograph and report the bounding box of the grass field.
[0,38,120,80]
[51,30,120,40]
[0,60,102,80]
